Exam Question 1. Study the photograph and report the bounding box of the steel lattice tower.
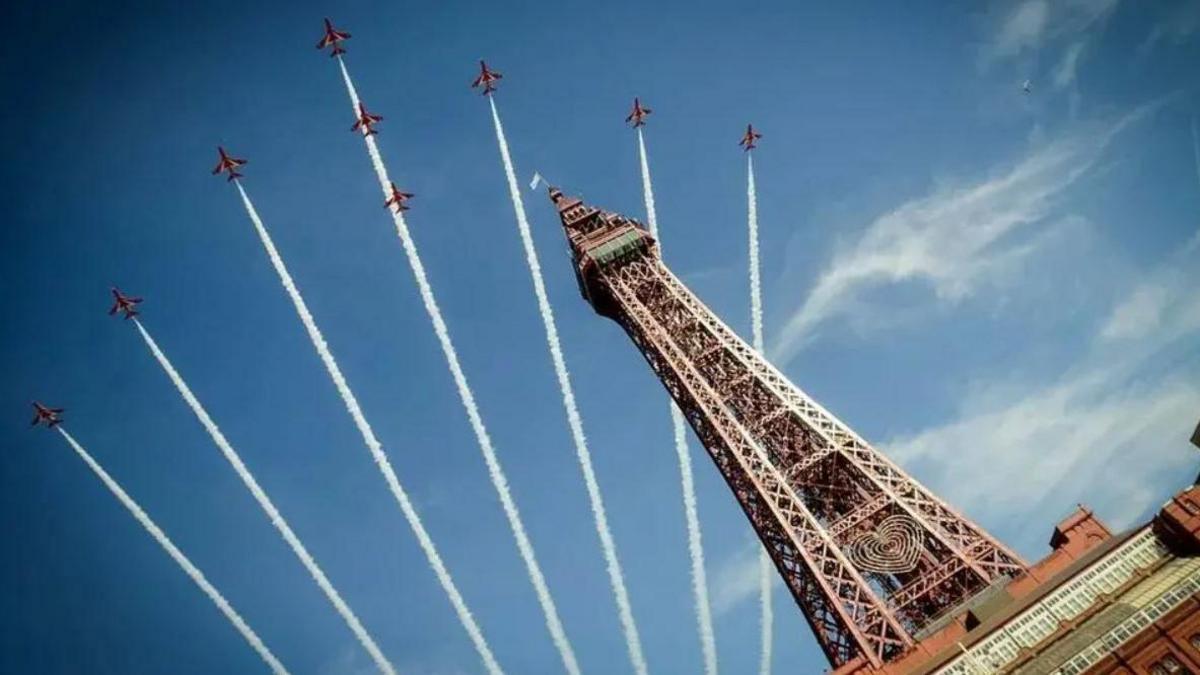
[547,188,1027,669]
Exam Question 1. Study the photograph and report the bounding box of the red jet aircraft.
[625,98,652,127]
[739,124,763,151]
[211,147,247,181]
[30,402,64,428]
[316,18,351,57]
[471,61,502,95]
[352,103,383,135]
[384,183,414,212]
[108,287,143,320]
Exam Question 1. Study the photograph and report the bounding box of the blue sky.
[2,1,1199,673]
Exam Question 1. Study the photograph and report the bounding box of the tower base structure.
[838,485,1200,675]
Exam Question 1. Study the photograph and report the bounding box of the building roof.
[1014,555,1200,674]
[908,528,1148,675]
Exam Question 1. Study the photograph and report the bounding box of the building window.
[1150,654,1193,675]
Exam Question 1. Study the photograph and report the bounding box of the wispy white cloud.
[1052,41,1087,90]
[888,229,1200,545]
[981,0,1118,97]
[1138,1,1200,56]
[1100,242,1200,348]
[888,371,1198,535]
[710,541,778,618]
[1099,283,1171,341]
[1099,124,1200,344]
[770,104,1156,363]
[981,0,1118,66]
[984,0,1051,63]
[1061,0,1121,33]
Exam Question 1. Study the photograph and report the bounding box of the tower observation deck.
[548,187,1029,668]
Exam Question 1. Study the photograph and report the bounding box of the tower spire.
[549,191,1026,668]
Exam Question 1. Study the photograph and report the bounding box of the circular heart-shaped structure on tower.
[847,515,923,574]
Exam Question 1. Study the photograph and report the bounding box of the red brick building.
[829,483,1200,675]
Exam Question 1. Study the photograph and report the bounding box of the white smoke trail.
[334,57,580,675]
[747,156,764,356]
[56,427,289,675]
[672,405,718,675]
[489,96,649,675]
[635,127,718,675]
[232,182,503,675]
[131,319,396,675]
[746,154,773,675]
[636,128,658,236]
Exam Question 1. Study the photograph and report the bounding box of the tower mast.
[547,188,1026,668]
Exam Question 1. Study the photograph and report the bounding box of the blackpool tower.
[546,187,1028,668]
